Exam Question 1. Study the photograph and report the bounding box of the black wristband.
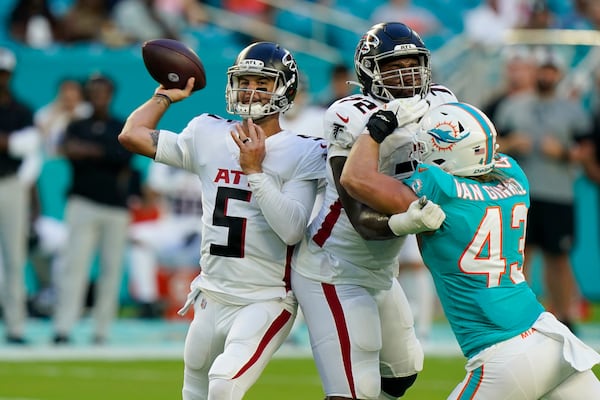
[366,110,398,144]
[153,93,172,106]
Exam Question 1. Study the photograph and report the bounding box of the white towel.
[533,312,600,372]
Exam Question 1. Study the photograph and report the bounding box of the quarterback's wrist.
[153,93,173,106]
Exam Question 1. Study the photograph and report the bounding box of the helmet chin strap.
[238,104,278,123]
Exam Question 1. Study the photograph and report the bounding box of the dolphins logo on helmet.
[427,122,471,153]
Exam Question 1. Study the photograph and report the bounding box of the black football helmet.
[226,41,298,119]
[354,22,431,101]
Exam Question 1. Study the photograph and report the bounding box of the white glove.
[388,196,445,236]
[382,95,429,128]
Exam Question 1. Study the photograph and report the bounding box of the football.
[141,39,206,91]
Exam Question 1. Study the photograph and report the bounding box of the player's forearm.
[129,95,170,130]
[248,173,313,245]
[352,205,397,240]
[341,134,416,214]
[119,97,168,158]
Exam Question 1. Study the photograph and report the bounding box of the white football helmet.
[412,102,497,177]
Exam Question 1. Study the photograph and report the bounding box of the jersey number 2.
[459,204,527,287]
[210,187,251,258]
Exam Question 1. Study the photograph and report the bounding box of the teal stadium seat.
[182,24,242,61]
[202,0,223,7]
[326,25,361,66]
[274,9,321,40]
[415,0,466,34]
[48,0,75,16]
[333,0,387,18]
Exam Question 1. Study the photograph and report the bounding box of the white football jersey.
[155,113,327,304]
[292,85,457,290]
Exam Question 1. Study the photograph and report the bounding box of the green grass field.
[1,357,598,399]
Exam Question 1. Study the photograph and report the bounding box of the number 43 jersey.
[155,113,327,305]
[404,155,545,358]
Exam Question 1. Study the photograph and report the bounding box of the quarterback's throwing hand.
[387,196,445,236]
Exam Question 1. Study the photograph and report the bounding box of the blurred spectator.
[27,78,91,318]
[0,47,40,345]
[557,0,593,29]
[223,0,272,23]
[157,0,207,26]
[370,0,442,38]
[584,0,600,29]
[112,0,180,42]
[52,74,133,345]
[112,0,207,43]
[127,161,203,318]
[26,215,68,318]
[34,78,92,158]
[494,50,591,332]
[483,46,536,123]
[523,0,558,29]
[525,0,590,73]
[573,69,600,184]
[8,0,62,48]
[463,0,526,47]
[59,0,128,47]
[222,0,275,44]
[317,63,356,109]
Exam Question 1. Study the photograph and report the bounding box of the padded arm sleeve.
[248,173,316,245]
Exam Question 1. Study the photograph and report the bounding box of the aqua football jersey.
[404,155,545,358]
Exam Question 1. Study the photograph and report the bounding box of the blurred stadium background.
[1,0,600,397]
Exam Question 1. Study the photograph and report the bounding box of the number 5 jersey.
[155,113,327,305]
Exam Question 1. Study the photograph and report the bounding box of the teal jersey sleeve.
[404,155,544,358]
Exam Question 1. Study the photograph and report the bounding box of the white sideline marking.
[0,342,466,362]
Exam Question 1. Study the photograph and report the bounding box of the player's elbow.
[353,224,379,240]
[353,217,392,241]
[118,128,136,151]
[281,231,304,246]
[118,128,156,159]
[278,215,309,245]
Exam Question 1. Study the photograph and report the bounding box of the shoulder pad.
[406,163,455,202]
[427,84,458,107]
[324,95,382,148]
